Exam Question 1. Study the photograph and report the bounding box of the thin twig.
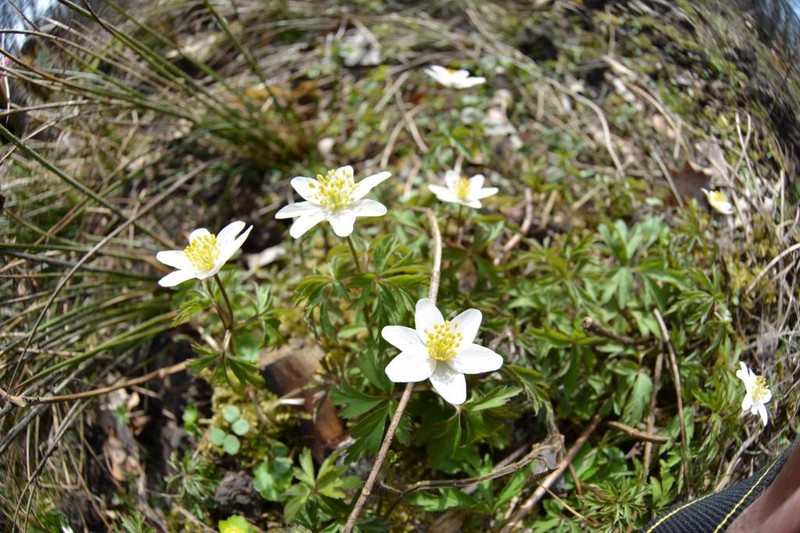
[495,187,534,265]
[746,242,800,295]
[501,412,602,532]
[607,420,668,444]
[653,309,690,489]
[714,433,759,492]
[643,350,664,475]
[0,361,188,407]
[582,317,653,347]
[383,432,564,517]
[343,208,441,533]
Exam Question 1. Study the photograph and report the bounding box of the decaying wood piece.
[260,338,345,456]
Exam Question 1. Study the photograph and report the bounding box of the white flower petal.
[415,298,444,341]
[352,171,391,201]
[351,199,387,217]
[451,309,482,345]
[454,77,485,89]
[290,176,320,202]
[444,170,460,190]
[188,228,210,242]
[471,187,499,200]
[217,221,246,243]
[469,174,485,191]
[385,351,436,383]
[289,211,327,239]
[429,185,461,204]
[216,224,252,271]
[158,269,198,287]
[275,201,319,219]
[196,265,221,280]
[757,404,769,426]
[449,344,503,374]
[382,325,426,353]
[762,389,773,403]
[741,395,753,412]
[464,200,482,209]
[328,210,357,237]
[156,250,193,271]
[429,364,467,405]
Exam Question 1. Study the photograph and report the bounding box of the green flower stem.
[346,235,375,340]
[214,273,236,333]
[346,235,363,273]
[344,207,441,533]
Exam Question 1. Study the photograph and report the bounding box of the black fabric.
[642,441,798,533]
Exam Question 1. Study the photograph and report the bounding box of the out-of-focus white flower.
[275,165,391,238]
[702,188,734,215]
[429,170,498,209]
[424,65,485,89]
[736,361,772,426]
[340,32,381,67]
[156,221,252,287]
[382,298,503,405]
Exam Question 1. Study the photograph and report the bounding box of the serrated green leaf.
[621,371,652,425]
[331,384,386,419]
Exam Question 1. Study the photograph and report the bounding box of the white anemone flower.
[275,165,391,239]
[382,298,504,405]
[424,65,486,89]
[429,170,499,209]
[701,188,734,215]
[155,221,252,287]
[736,362,772,426]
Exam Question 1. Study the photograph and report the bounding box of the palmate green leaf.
[331,383,385,419]
[464,387,521,444]
[465,386,522,412]
[621,371,653,426]
[172,295,211,326]
[502,365,548,412]
[428,411,462,468]
[407,488,477,512]
[346,404,390,460]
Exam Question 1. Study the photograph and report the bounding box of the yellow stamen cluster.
[184,233,220,271]
[453,177,471,201]
[310,168,355,211]
[752,375,770,403]
[425,321,462,362]
[710,191,728,203]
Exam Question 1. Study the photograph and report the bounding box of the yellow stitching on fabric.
[643,492,716,532]
[713,454,785,533]
[644,451,786,533]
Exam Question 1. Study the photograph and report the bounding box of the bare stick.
[343,208,441,533]
[0,361,188,407]
[653,309,690,489]
[607,420,668,444]
[501,413,601,532]
[582,317,653,347]
[643,350,664,475]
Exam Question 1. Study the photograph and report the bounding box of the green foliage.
[283,450,361,529]
[211,405,251,455]
[218,515,257,533]
[254,443,294,502]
